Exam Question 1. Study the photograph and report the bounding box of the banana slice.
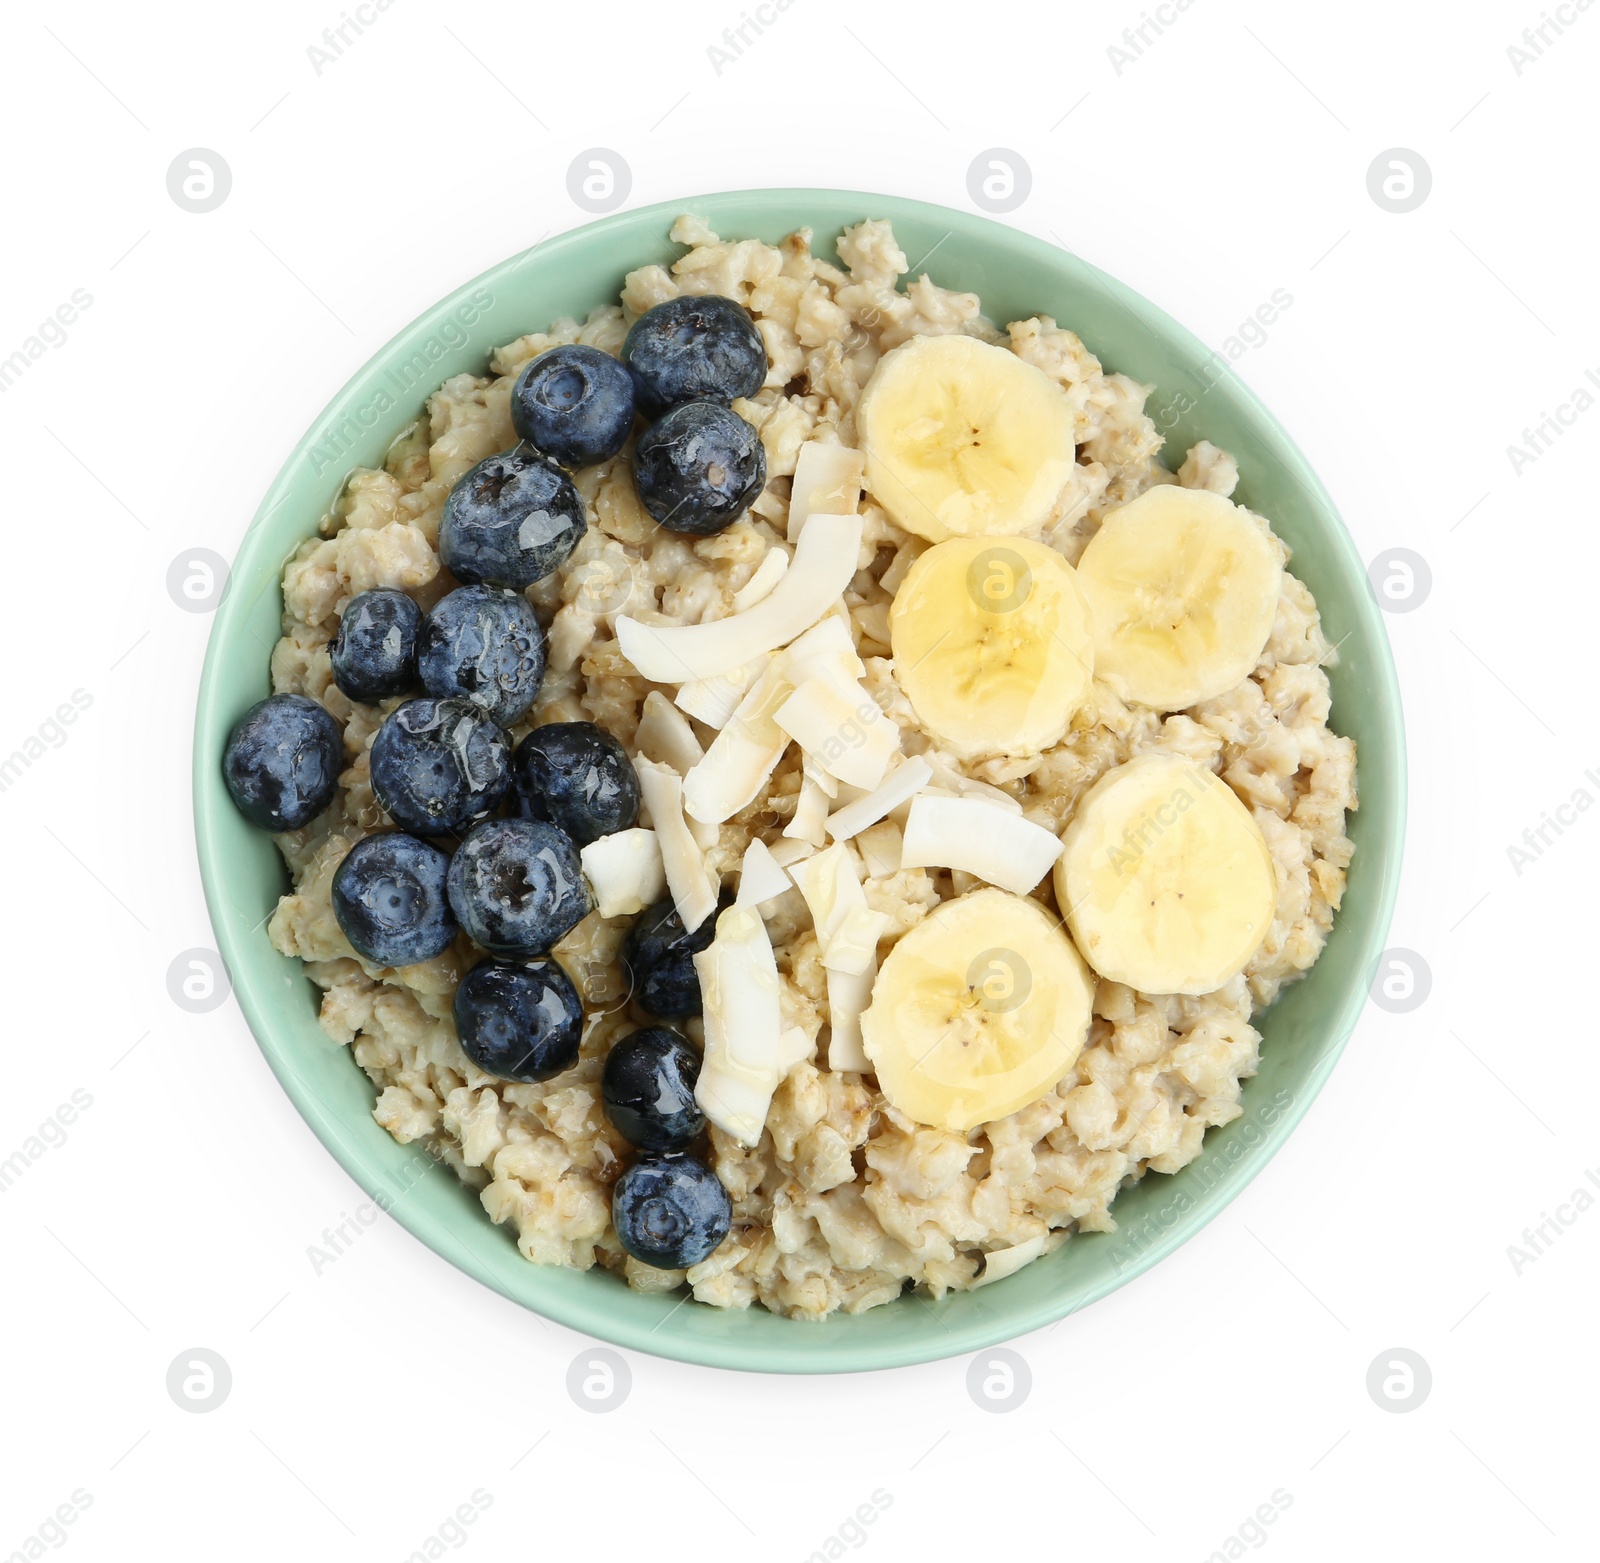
[856,334,1077,542]
[889,535,1094,759]
[861,888,1094,1132]
[1054,753,1276,995]
[1075,486,1282,712]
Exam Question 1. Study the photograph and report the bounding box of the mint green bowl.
[194,190,1404,1373]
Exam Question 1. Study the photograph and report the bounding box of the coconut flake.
[634,758,718,932]
[824,756,935,842]
[781,612,863,685]
[784,771,831,847]
[775,1025,812,1072]
[855,819,903,878]
[693,904,787,1147]
[775,677,897,791]
[787,442,865,543]
[615,512,864,682]
[735,837,792,908]
[674,654,769,730]
[579,828,666,919]
[682,660,794,826]
[803,750,838,800]
[731,546,790,612]
[780,616,901,778]
[636,692,716,850]
[825,961,874,1072]
[789,843,863,948]
[767,835,816,869]
[635,690,705,774]
[973,1236,1046,1287]
[787,844,884,1071]
[824,903,888,977]
[899,793,1064,895]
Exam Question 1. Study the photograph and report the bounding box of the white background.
[0,0,1592,1558]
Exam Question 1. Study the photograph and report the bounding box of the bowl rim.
[194,187,1405,1373]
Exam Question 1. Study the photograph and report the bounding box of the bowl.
[194,189,1404,1374]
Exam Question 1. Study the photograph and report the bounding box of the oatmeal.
[253,214,1355,1320]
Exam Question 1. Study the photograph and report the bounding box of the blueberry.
[622,294,767,417]
[222,693,343,832]
[622,895,724,1018]
[417,585,546,727]
[446,817,592,955]
[332,832,457,967]
[612,1153,731,1269]
[602,1027,704,1151]
[439,445,586,589]
[369,697,510,836]
[329,589,421,703]
[511,344,636,470]
[632,401,767,536]
[453,957,584,1082]
[512,722,640,847]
